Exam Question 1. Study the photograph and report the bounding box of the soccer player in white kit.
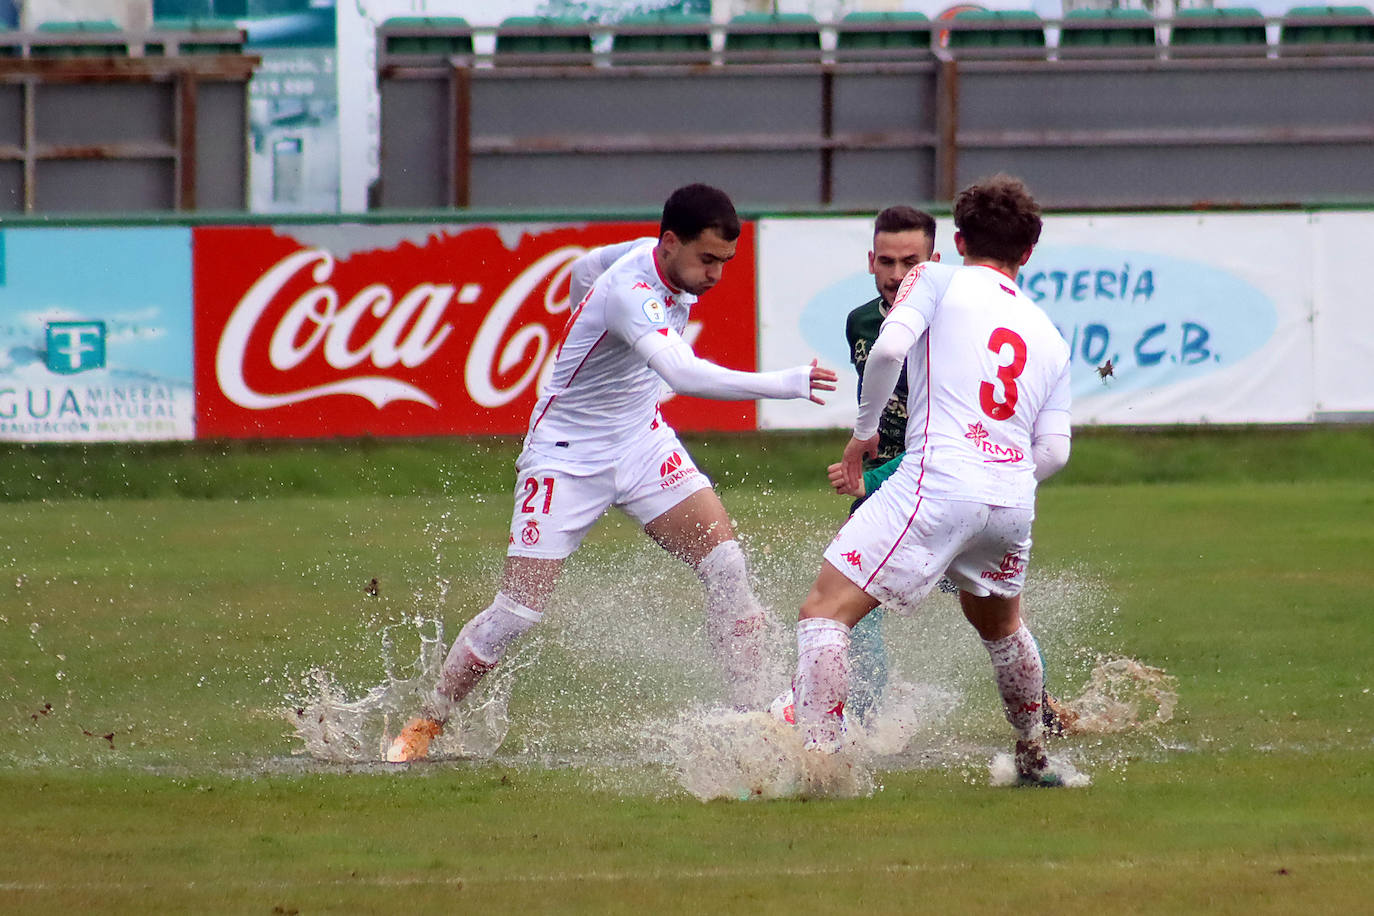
[387,184,838,762]
[791,175,1075,786]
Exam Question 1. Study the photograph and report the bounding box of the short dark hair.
[874,205,936,241]
[660,184,741,243]
[953,175,1042,264]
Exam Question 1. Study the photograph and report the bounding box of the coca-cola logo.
[215,244,583,412]
[193,222,759,440]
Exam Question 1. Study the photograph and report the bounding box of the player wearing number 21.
[386,184,838,762]
[793,175,1076,786]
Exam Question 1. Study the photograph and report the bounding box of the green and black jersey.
[845,296,909,470]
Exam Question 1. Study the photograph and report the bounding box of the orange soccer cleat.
[385,717,444,763]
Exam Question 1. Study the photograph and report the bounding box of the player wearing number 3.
[387,184,838,762]
[791,175,1075,786]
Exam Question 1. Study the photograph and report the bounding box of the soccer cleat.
[1042,691,1080,737]
[1014,737,1064,787]
[385,717,443,763]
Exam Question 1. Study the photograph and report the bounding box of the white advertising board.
[757,210,1363,430]
[1311,211,1374,420]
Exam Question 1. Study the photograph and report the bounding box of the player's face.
[658,228,737,296]
[869,229,936,306]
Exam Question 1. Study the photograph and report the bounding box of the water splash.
[283,616,533,763]
[1055,655,1180,735]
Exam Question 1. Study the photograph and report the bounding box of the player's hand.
[807,360,838,404]
[841,434,878,494]
[827,461,865,498]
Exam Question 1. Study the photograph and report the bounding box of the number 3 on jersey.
[980,327,1027,421]
[521,476,555,514]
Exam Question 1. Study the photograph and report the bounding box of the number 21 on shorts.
[520,476,556,514]
[980,327,1027,421]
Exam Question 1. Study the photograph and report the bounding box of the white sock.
[696,540,778,708]
[427,593,541,719]
[794,617,852,751]
[982,624,1045,741]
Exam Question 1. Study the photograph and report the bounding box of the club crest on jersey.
[641,297,667,324]
[658,450,698,489]
[520,519,541,546]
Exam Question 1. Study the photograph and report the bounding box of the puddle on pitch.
[283,528,1179,800]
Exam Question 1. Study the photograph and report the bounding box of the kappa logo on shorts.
[980,551,1026,582]
[520,519,541,546]
[842,550,863,571]
[659,450,698,490]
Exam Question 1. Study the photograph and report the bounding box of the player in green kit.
[842,207,940,721]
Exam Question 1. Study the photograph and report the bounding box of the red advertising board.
[192,222,758,439]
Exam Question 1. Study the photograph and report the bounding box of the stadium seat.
[1169,7,1269,54]
[1280,4,1374,48]
[723,12,822,61]
[494,15,593,63]
[835,11,932,54]
[1058,8,1158,52]
[610,11,711,60]
[378,17,473,58]
[945,9,1046,51]
[145,18,244,55]
[31,20,126,57]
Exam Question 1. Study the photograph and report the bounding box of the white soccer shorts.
[823,486,1035,613]
[505,428,713,560]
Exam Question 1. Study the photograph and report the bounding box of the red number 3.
[980,327,1027,421]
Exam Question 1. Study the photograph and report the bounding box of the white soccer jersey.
[525,240,693,456]
[568,237,653,306]
[886,261,1071,510]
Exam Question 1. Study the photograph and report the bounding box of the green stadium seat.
[32,20,126,57]
[495,15,593,62]
[1059,8,1157,50]
[151,0,213,19]
[610,11,711,59]
[379,17,473,57]
[835,11,931,53]
[946,10,1046,50]
[145,18,244,56]
[1170,7,1269,52]
[724,12,821,60]
[1280,4,1374,46]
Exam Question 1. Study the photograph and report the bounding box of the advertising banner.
[0,228,195,443]
[1311,211,1374,420]
[759,212,1324,429]
[192,221,758,439]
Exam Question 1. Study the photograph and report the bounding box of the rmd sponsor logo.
[964,421,1024,464]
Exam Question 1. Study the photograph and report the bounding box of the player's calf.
[697,539,778,708]
[387,593,541,763]
[794,617,852,753]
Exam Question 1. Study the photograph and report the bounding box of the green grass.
[1,428,1372,913]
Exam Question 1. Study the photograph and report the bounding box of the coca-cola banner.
[193,222,759,439]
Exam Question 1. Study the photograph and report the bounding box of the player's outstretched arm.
[639,331,837,403]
